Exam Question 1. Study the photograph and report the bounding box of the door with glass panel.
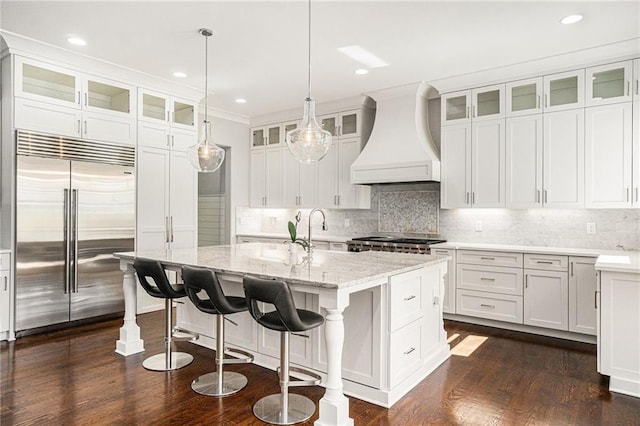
[441,90,471,126]
[506,78,543,117]
[15,57,81,108]
[471,84,505,122]
[543,69,585,113]
[585,60,633,107]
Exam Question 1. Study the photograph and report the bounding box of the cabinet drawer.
[456,289,523,324]
[457,264,523,296]
[524,253,568,271]
[0,253,9,271]
[390,269,423,331]
[458,250,523,268]
[390,318,422,388]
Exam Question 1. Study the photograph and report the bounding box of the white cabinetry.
[506,114,543,208]
[633,58,640,207]
[320,110,362,138]
[431,248,456,314]
[250,147,284,207]
[598,268,640,397]
[543,69,585,113]
[568,257,597,335]
[585,102,633,207]
[441,85,505,208]
[138,89,196,131]
[282,150,318,208]
[14,56,136,144]
[0,253,11,340]
[543,108,585,208]
[585,61,633,107]
[523,254,568,331]
[506,77,543,117]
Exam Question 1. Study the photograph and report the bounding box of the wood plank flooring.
[2,312,639,425]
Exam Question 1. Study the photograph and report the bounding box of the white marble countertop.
[236,232,350,243]
[430,241,634,258]
[595,252,640,274]
[115,243,448,290]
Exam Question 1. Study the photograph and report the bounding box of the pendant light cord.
[204,32,209,119]
[307,0,311,100]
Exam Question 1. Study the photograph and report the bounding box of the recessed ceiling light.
[66,36,87,46]
[355,69,369,75]
[560,14,583,25]
[337,45,388,68]
[235,98,247,104]
[172,71,187,78]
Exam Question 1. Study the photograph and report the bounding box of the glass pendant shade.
[188,120,225,172]
[286,98,332,163]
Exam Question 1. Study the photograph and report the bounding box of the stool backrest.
[133,258,184,299]
[243,275,308,332]
[182,265,239,315]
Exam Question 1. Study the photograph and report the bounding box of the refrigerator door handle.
[64,189,71,294]
[72,189,79,293]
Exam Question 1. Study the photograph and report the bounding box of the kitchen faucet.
[307,208,328,254]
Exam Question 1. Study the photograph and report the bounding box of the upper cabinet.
[251,123,283,148]
[138,89,197,131]
[441,84,504,126]
[542,69,584,113]
[14,56,136,145]
[320,110,362,138]
[586,60,633,107]
[506,77,543,117]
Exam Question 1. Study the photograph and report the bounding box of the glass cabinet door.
[17,57,81,107]
[339,111,360,137]
[172,99,195,128]
[266,124,282,145]
[252,128,265,148]
[586,60,633,107]
[85,77,132,115]
[320,116,338,136]
[543,69,585,112]
[140,92,167,122]
[506,77,542,117]
[441,91,471,125]
[471,84,505,121]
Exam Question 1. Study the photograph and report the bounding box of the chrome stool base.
[191,371,248,396]
[252,393,316,425]
[142,352,193,371]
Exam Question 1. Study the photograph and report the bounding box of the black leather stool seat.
[181,265,254,397]
[243,275,325,332]
[132,258,195,371]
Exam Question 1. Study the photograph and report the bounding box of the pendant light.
[285,0,332,163]
[187,28,225,173]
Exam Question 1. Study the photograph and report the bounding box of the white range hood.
[351,82,440,184]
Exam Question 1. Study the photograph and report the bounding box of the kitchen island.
[114,243,450,425]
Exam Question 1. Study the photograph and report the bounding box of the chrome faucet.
[307,208,328,254]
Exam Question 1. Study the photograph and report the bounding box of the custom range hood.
[351,82,440,184]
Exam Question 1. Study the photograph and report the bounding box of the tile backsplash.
[237,183,640,251]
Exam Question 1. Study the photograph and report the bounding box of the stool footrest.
[222,347,254,365]
[171,327,199,342]
[277,365,322,387]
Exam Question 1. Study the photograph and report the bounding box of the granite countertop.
[430,241,636,258]
[115,243,448,290]
[236,233,350,243]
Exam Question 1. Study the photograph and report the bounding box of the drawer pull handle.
[404,295,416,301]
[480,277,495,281]
[404,347,416,355]
[536,261,554,264]
[480,257,495,260]
[480,303,496,309]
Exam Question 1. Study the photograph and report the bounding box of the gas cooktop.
[346,236,446,254]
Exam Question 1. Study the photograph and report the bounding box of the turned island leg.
[115,260,144,356]
[316,293,353,426]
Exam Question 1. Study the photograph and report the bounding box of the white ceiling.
[1,1,639,119]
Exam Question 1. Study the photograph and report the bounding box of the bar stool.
[243,275,325,425]
[133,258,197,371]
[182,265,254,396]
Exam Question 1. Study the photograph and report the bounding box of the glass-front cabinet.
[138,89,196,130]
[585,60,633,107]
[441,90,471,126]
[471,84,505,121]
[320,110,361,137]
[506,77,543,117]
[543,69,585,112]
[251,124,282,148]
[15,57,81,107]
[83,75,134,116]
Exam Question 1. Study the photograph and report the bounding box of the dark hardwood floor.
[2,312,639,425]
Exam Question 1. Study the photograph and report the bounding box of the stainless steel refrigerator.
[16,131,135,332]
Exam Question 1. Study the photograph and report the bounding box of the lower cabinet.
[456,289,523,324]
[569,257,597,335]
[0,253,11,340]
[524,268,569,331]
